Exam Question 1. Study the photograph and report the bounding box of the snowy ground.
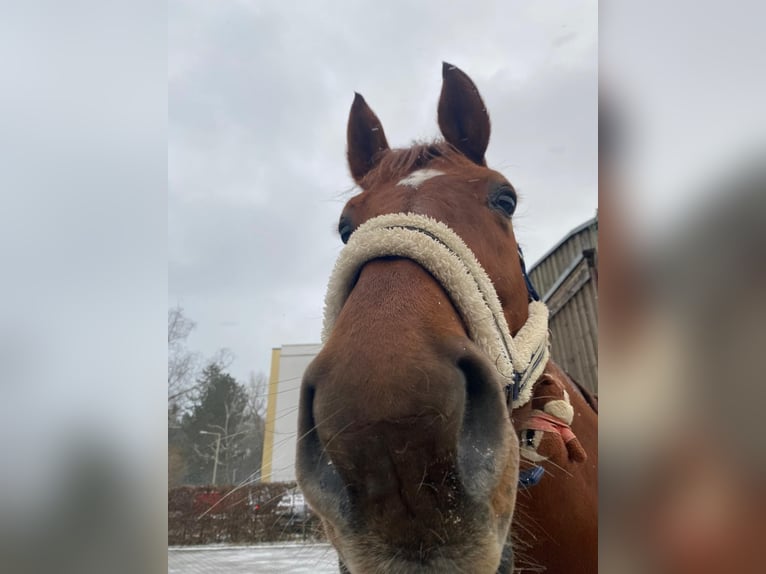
[168,543,339,573]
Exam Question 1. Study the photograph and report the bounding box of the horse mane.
[564,371,599,413]
[359,140,467,188]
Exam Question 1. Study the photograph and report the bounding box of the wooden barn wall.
[528,219,598,393]
[548,276,598,394]
[528,222,598,297]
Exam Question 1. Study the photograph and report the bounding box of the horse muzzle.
[296,319,517,572]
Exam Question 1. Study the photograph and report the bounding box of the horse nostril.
[296,384,321,471]
[498,542,515,573]
[296,381,349,521]
[456,355,510,498]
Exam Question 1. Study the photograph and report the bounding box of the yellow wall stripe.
[260,347,281,482]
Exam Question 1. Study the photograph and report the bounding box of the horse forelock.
[359,140,466,189]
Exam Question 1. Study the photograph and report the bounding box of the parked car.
[276,491,309,519]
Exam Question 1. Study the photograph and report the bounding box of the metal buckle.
[518,465,545,489]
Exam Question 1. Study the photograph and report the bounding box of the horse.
[296,63,598,573]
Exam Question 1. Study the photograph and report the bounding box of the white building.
[260,344,321,482]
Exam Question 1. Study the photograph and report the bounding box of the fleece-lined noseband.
[321,212,550,410]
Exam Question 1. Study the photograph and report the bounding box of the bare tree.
[168,305,201,411]
[208,347,235,371]
[235,371,268,484]
[168,445,186,487]
[246,371,268,419]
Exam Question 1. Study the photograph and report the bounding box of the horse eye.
[338,219,354,244]
[490,187,517,217]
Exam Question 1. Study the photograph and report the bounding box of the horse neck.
[549,361,598,448]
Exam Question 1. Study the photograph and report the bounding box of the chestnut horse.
[296,63,597,573]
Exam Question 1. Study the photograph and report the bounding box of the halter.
[506,245,542,404]
[321,212,550,410]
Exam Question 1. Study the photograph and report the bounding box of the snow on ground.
[168,543,339,573]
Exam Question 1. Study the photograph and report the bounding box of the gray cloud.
[169,0,598,380]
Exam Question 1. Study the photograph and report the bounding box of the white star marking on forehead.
[396,168,445,189]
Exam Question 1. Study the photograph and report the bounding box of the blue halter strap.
[518,245,541,302]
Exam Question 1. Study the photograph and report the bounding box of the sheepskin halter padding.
[321,212,550,409]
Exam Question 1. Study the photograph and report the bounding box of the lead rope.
[514,374,587,488]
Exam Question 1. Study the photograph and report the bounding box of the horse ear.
[438,62,491,165]
[347,92,390,184]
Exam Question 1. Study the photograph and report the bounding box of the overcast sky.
[169,0,598,382]
[601,1,766,245]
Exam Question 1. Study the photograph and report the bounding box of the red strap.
[522,411,577,444]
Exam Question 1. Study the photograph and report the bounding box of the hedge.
[168,483,325,545]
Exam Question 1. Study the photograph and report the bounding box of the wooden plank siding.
[527,217,598,393]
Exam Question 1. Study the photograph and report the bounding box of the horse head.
[297,63,547,573]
